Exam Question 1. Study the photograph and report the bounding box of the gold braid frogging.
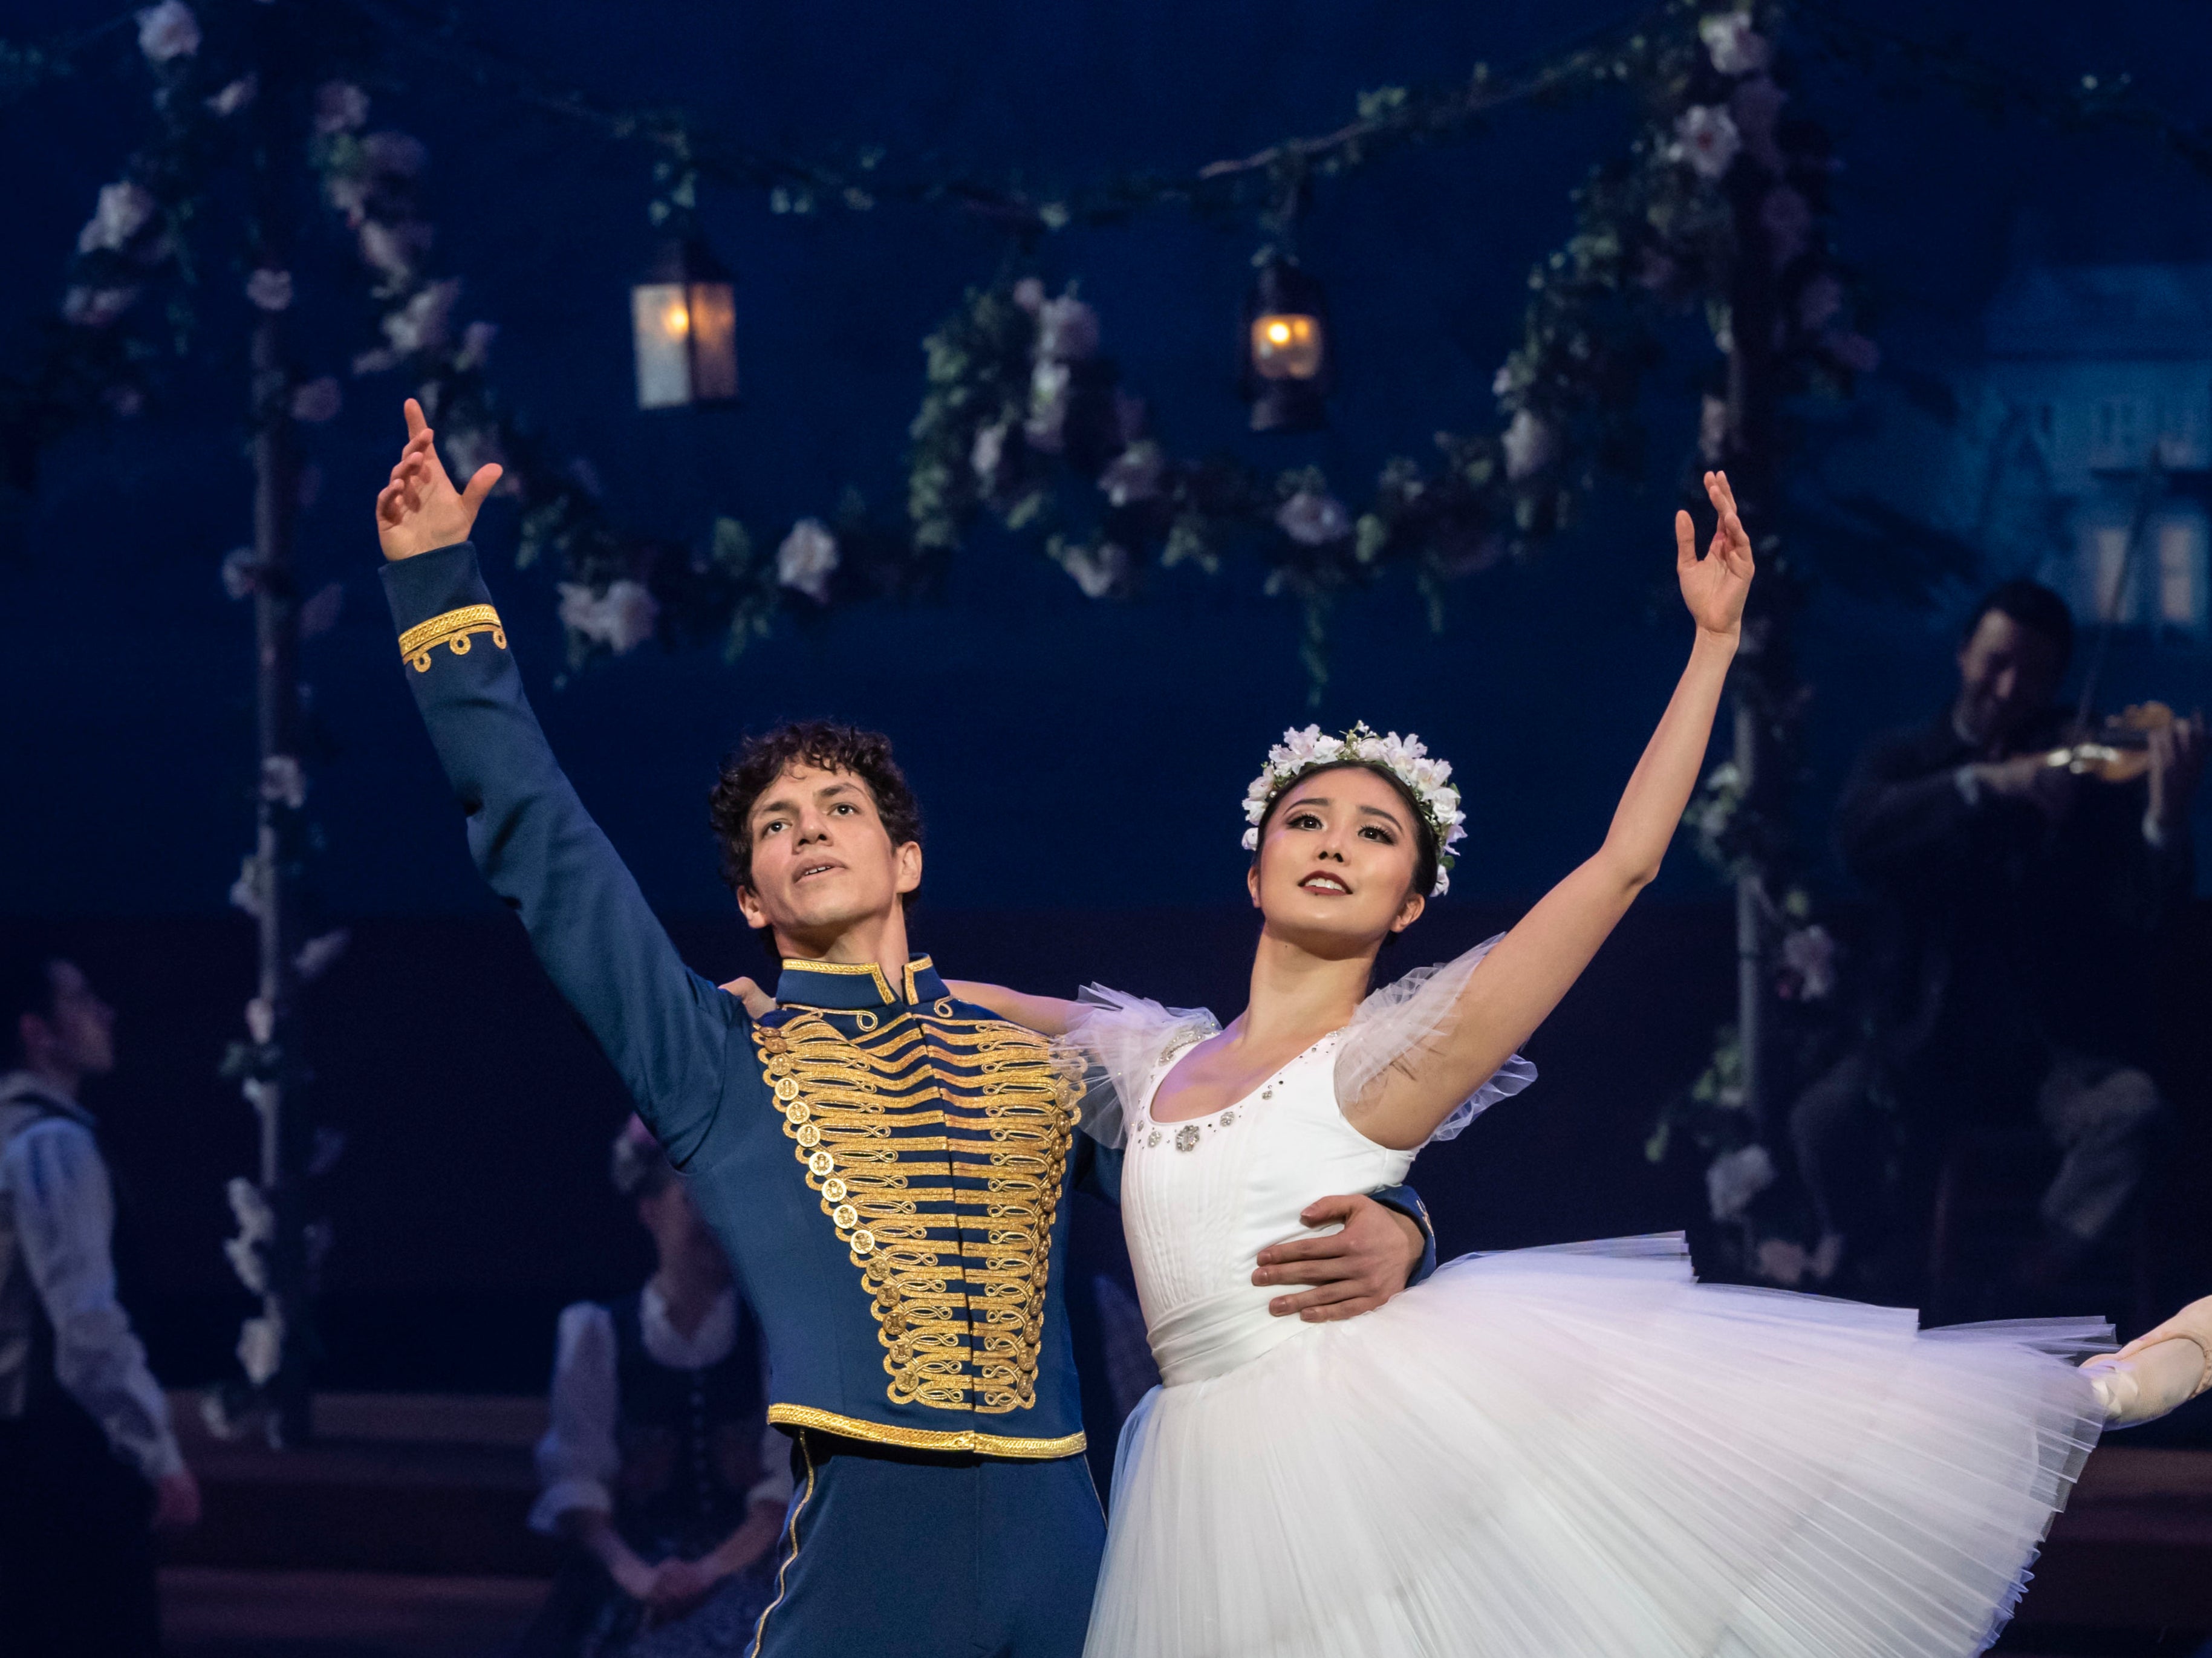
[755,1012,1084,1414]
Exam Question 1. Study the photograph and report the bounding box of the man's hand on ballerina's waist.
[1255,1194,1426,1322]
[376,396,503,561]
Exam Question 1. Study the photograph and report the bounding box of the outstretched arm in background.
[1347,472,1755,1151]
[377,398,736,1163]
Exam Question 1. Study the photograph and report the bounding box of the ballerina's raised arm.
[1340,469,1754,1151]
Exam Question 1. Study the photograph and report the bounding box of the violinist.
[1795,579,2202,1298]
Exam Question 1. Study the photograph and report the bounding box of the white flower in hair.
[1239,721,1467,896]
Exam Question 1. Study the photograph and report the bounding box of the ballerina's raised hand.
[1341,468,1753,1149]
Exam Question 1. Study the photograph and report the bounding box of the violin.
[2043,702,2177,784]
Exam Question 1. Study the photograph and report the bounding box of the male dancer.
[373,400,1434,1656]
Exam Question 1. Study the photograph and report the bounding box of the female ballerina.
[954,472,2120,1658]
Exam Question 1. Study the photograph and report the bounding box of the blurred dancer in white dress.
[958,473,2129,1658]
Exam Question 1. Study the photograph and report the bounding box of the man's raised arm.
[377,400,732,1163]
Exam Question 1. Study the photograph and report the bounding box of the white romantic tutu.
[1087,1237,2106,1658]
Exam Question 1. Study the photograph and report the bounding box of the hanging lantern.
[631,239,738,410]
[1240,258,1331,433]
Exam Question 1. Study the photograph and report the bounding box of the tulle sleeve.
[1060,986,1219,1149]
[1333,933,1538,1145]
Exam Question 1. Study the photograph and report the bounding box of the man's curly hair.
[708,720,924,909]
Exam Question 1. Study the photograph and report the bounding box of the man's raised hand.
[375,397,503,562]
[1674,469,1755,640]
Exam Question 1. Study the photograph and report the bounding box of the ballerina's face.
[1248,764,1428,952]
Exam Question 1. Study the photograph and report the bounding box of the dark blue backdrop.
[7,0,2212,923]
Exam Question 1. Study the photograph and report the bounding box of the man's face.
[734,763,920,953]
[1955,609,2066,750]
[22,961,117,1079]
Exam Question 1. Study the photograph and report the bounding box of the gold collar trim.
[767,1403,1085,1460]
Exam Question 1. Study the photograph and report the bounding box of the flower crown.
[1240,723,1466,896]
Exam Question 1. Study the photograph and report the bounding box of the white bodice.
[1119,1030,1416,1386]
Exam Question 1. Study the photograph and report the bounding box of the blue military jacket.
[385,542,1434,1461]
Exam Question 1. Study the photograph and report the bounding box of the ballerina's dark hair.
[1251,761,1442,902]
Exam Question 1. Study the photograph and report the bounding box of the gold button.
[774,1077,801,1102]
[832,1203,859,1229]
[821,1178,847,1202]
[796,1123,822,1148]
[808,1151,834,1177]
[784,1102,810,1125]
[851,1229,875,1255]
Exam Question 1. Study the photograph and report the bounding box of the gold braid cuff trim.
[400,604,507,672]
[767,1403,1085,1460]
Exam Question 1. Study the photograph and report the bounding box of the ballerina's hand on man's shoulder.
[1675,468,1755,643]
[375,395,504,562]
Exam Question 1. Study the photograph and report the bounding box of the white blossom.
[260,754,306,810]
[290,376,342,423]
[1099,442,1164,507]
[62,285,139,329]
[558,579,660,652]
[1491,363,1516,398]
[454,320,498,371]
[1671,105,1742,182]
[204,74,256,117]
[245,996,275,1045]
[227,1177,275,1244]
[1034,294,1100,363]
[324,171,371,226]
[775,519,841,603]
[441,426,506,490]
[228,853,266,918]
[246,268,293,312]
[237,1315,285,1386]
[359,219,430,287]
[224,1237,268,1294]
[1699,395,1729,463]
[380,278,460,356]
[77,182,156,254]
[1706,1142,1776,1221]
[1010,277,1046,314]
[1501,408,1555,480]
[1058,541,1130,599]
[1024,360,1070,452]
[294,929,351,983]
[1275,489,1352,547]
[314,80,369,136]
[971,420,1008,483]
[135,1,200,62]
[1780,924,1837,1000]
[1755,1238,1810,1287]
[1699,12,1769,76]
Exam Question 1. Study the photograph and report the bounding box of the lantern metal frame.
[632,237,739,411]
[1239,257,1333,434]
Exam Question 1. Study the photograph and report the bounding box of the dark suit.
[1795,709,2187,1255]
